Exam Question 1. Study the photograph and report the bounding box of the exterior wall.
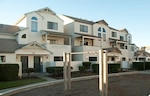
[0,53,16,62]
[15,17,27,27]
[17,29,29,44]
[74,22,92,35]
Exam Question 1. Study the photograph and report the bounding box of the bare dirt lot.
[11,73,150,96]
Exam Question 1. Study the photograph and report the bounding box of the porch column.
[82,36,84,46]
[69,37,71,45]
[45,34,48,43]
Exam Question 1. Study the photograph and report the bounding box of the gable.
[15,41,53,54]
[37,7,56,15]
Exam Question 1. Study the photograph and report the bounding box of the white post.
[63,52,67,91]
[68,53,71,90]
[99,49,104,96]
[103,50,108,96]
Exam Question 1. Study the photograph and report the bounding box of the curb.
[0,71,149,96]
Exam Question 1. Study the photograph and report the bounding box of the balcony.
[73,45,100,52]
[44,44,71,54]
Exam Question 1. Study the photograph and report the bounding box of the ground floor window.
[54,56,63,61]
[89,57,97,61]
[0,56,6,62]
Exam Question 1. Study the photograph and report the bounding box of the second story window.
[47,21,58,30]
[112,32,117,37]
[31,17,38,32]
[120,36,124,41]
[80,25,88,32]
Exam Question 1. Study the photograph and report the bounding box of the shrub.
[46,67,63,76]
[25,68,35,78]
[0,64,19,81]
[82,62,91,69]
[132,62,150,70]
[92,64,99,73]
[78,66,86,72]
[108,63,120,73]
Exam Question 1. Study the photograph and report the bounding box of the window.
[0,56,6,62]
[98,27,101,32]
[80,25,88,32]
[103,34,106,41]
[84,41,88,45]
[31,17,38,32]
[102,28,106,32]
[120,36,124,41]
[111,57,115,61]
[122,57,126,61]
[112,32,117,37]
[54,56,63,61]
[98,27,101,37]
[120,44,124,49]
[47,22,58,30]
[22,34,26,38]
[89,57,97,61]
[47,39,57,44]
[98,33,101,37]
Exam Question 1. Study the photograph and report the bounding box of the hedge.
[46,67,63,76]
[82,62,91,69]
[92,64,99,73]
[78,66,87,72]
[0,64,19,81]
[108,63,120,73]
[132,62,150,70]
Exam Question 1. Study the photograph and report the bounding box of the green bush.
[78,66,86,72]
[132,62,150,70]
[92,64,99,73]
[46,67,63,76]
[82,62,91,69]
[0,64,19,81]
[108,64,120,73]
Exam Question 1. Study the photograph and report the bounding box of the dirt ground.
[11,73,150,96]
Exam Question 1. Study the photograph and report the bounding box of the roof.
[95,20,108,26]
[0,39,24,53]
[0,24,21,34]
[103,47,121,54]
[63,15,94,24]
[134,50,150,57]
[109,27,119,31]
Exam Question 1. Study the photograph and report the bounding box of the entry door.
[34,56,41,72]
[21,56,28,73]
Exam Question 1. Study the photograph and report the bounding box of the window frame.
[47,21,58,30]
[31,17,38,32]
[112,32,117,37]
[80,25,88,32]
[89,57,97,61]
[54,56,63,61]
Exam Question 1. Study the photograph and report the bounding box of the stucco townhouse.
[1,7,147,74]
[0,7,71,73]
[59,15,139,68]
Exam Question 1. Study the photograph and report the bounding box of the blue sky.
[0,0,150,47]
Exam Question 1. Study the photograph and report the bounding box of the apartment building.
[0,7,141,73]
[59,15,139,67]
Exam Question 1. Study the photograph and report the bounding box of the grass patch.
[0,77,46,90]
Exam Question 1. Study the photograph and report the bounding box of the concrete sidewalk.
[0,71,150,96]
